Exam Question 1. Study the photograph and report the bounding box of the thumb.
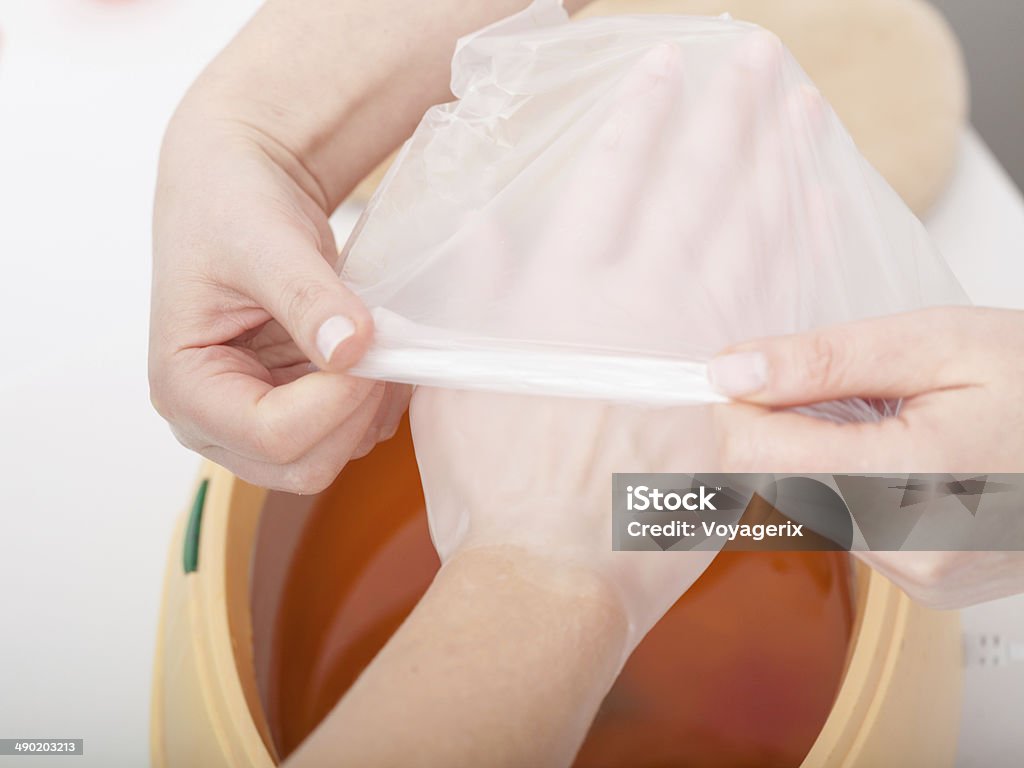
[246,245,374,372]
[707,307,981,407]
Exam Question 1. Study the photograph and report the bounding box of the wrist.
[299,542,631,768]
[442,544,631,655]
[170,0,413,211]
[162,78,333,212]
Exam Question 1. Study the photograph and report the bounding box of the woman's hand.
[411,388,718,654]
[149,104,409,493]
[148,0,596,493]
[403,38,801,652]
[709,305,1024,607]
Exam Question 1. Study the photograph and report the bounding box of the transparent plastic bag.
[341,0,967,413]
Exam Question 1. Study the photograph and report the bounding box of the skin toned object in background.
[149,0,1024,765]
[576,0,968,217]
[350,0,968,215]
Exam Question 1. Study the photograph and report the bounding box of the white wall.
[931,0,1024,191]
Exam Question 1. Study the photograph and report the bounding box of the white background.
[0,1,1022,766]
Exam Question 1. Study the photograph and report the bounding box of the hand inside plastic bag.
[353,27,864,409]
[411,388,717,657]
[406,35,825,654]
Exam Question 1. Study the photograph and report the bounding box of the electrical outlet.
[962,630,1024,669]
[955,594,1024,767]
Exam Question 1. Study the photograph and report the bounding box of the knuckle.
[903,556,944,589]
[754,29,783,49]
[253,419,306,465]
[168,427,187,449]
[349,438,376,461]
[892,553,957,603]
[169,423,202,453]
[248,399,309,465]
[281,278,330,334]
[799,333,845,391]
[279,461,337,496]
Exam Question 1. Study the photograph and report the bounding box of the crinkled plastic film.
[341,0,967,417]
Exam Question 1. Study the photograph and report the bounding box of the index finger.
[159,344,377,465]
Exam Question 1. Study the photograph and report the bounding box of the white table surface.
[0,1,1022,766]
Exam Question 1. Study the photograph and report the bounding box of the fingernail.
[741,31,780,70]
[708,351,768,397]
[800,83,823,117]
[796,82,825,131]
[380,420,400,442]
[316,315,356,364]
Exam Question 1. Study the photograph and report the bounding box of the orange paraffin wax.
[265,420,853,767]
